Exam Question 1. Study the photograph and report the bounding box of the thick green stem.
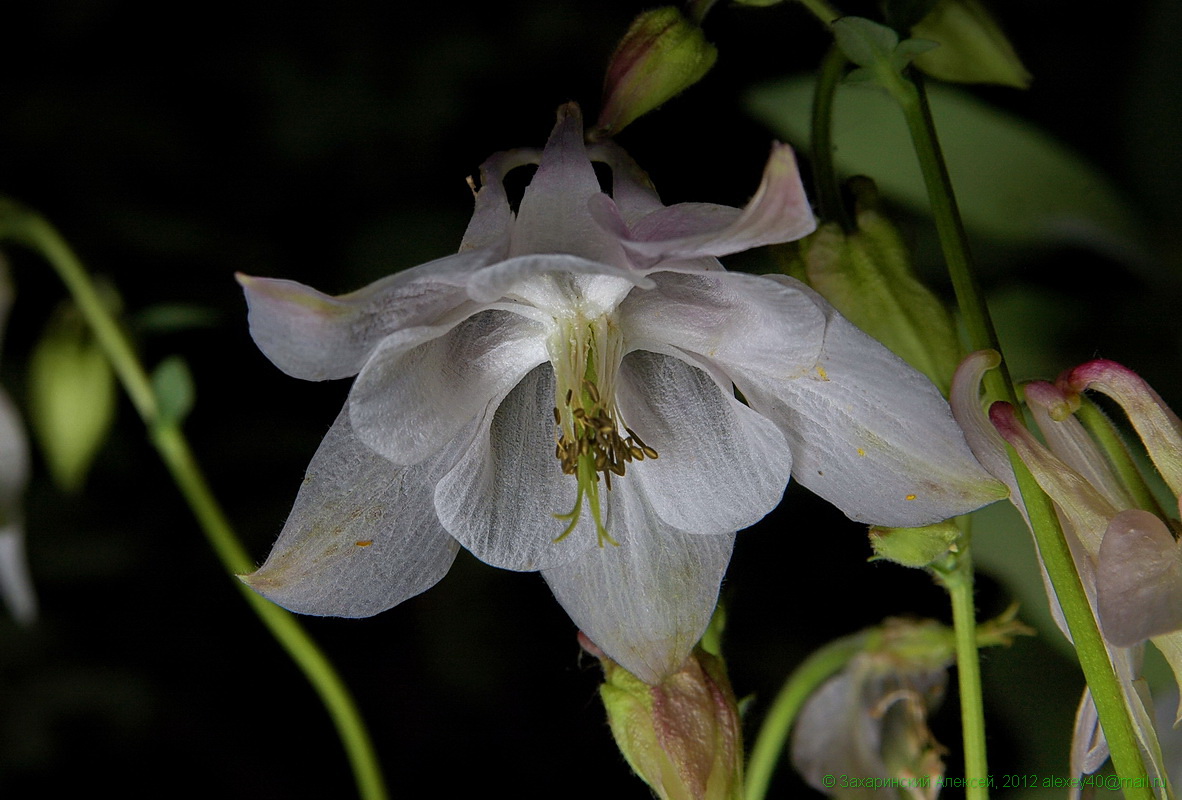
[0,203,389,800]
[811,46,854,231]
[744,633,866,800]
[880,74,1154,798]
[932,536,989,800]
[795,0,840,26]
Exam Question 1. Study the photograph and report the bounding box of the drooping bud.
[583,632,742,800]
[28,295,117,492]
[791,619,953,798]
[595,7,718,138]
[781,181,960,394]
[911,0,1032,88]
[1062,360,1182,500]
[869,520,961,569]
[1097,509,1182,647]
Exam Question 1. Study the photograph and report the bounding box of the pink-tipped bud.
[595,7,717,138]
[583,633,742,800]
[1063,360,1182,499]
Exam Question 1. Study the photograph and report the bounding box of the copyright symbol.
[822,775,836,788]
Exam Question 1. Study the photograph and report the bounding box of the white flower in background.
[240,104,1001,683]
[0,258,35,625]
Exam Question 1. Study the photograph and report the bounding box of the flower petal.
[460,148,540,255]
[620,270,828,383]
[510,104,625,266]
[738,290,1005,525]
[434,364,596,571]
[350,309,548,466]
[238,249,496,381]
[242,409,460,617]
[0,524,36,625]
[1097,509,1182,647]
[612,144,816,267]
[588,140,665,224]
[542,487,735,684]
[616,350,791,535]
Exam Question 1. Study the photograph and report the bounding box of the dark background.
[0,0,1179,796]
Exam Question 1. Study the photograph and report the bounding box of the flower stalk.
[0,202,389,800]
[883,71,1154,800]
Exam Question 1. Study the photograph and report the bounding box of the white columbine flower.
[240,104,1001,683]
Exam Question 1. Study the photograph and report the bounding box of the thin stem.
[811,46,854,231]
[0,203,389,800]
[744,632,866,800]
[1076,398,1170,520]
[795,0,841,26]
[932,534,989,800]
[880,74,1154,798]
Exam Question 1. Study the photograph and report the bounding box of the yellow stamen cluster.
[553,382,658,490]
[548,314,657,547]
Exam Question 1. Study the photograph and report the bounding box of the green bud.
[869,520,961,568]
[151,355,196,427]
[29,296,117,493]
[595,7,718,138]
[781,180,961,394]
[586,635,742,800]
[912,0,1032,88]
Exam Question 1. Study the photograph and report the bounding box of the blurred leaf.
[151,356,195,426]
[28,300,116,493]
[747,77,1142,254]
[133,303,219,334]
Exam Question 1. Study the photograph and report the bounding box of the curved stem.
[744,632,866,800]
[811,46,854,231]
[0,202,389,800]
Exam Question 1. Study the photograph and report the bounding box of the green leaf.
[832,17,899,68]
[151,356,195,426]
[746,76,1142,252]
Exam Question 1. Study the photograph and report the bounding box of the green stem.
[880,73,1154,799]
[744,633,866,800]
[1076,398,1169,520]
[795,0,840,26]
[811,46,854,231]
[0,202,389,800]
[932,534,989,800]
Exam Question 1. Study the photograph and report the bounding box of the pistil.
[550,315,658,546]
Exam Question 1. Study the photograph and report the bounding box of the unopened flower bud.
[29,295,117,492]
[911,0,1032,88]
[595,7,717,137]
[582,632,742,800]
[1062,359,1182,500]
[782,182,961,394]
[869,520,961,569]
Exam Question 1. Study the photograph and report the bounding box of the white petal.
[241,409,460,617]
[434,364,596,571]
[587,140,666,224]
[460,148,540,254]
[510,104,626,266]
[543,486,735,685]
[0,525,36,625]
[738,292,1004,526]
[464,253,650,307]
[620,270,827,382]
[613,144,816,267]
[350,309,548,466]
[617,350,791,535]
[238,249,495,381]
